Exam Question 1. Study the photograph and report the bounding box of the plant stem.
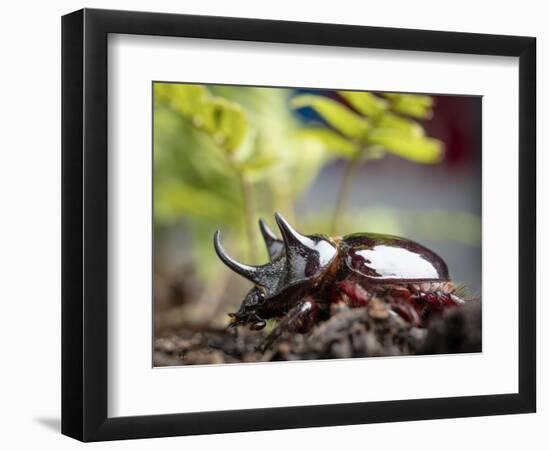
[269,177,296,225]
[228,155,258,263]
[237,172,259,263]
[330,149,366,235]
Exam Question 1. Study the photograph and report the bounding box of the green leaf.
[382,93,434,119]
[338,91,388,118]
[291,94,370,140]
[199,97,248,151]
[368,129,443,163]
[295,128,360,158]
[377,113,425,137]
[153,106,234,186]
[219,103,248,151]
[239,154,280,182]
[155,84,249,153]
[154,83,208,116]
[240,154,279,171]
[155,181,235,221]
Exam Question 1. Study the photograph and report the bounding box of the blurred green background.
[153,83,481,332]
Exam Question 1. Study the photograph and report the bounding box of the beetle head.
[227,286,267,329]
[214,213,338,327]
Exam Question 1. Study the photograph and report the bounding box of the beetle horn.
[258,218,284,261]
[213,230,264,284]
[274,212,318,258]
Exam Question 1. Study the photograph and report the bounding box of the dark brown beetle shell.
[214,213,452,329]
[341,233,449,283]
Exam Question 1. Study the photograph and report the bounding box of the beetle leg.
[257,298,318,352]
[331,280,371,307]
[384,286,421,326]
[409,288,464,322]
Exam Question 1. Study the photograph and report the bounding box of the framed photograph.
[61,8,536,441]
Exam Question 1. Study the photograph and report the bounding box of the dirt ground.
[154,285,482,366]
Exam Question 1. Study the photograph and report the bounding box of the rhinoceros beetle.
[214,213,464,351]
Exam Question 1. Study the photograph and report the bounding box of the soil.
[154,295,482,366]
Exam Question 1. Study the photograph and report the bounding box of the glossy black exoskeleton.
[214,213,463,351]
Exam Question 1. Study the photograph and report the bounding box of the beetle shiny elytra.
[214,213,464,351]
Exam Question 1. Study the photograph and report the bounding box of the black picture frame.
[61,8,536,442]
